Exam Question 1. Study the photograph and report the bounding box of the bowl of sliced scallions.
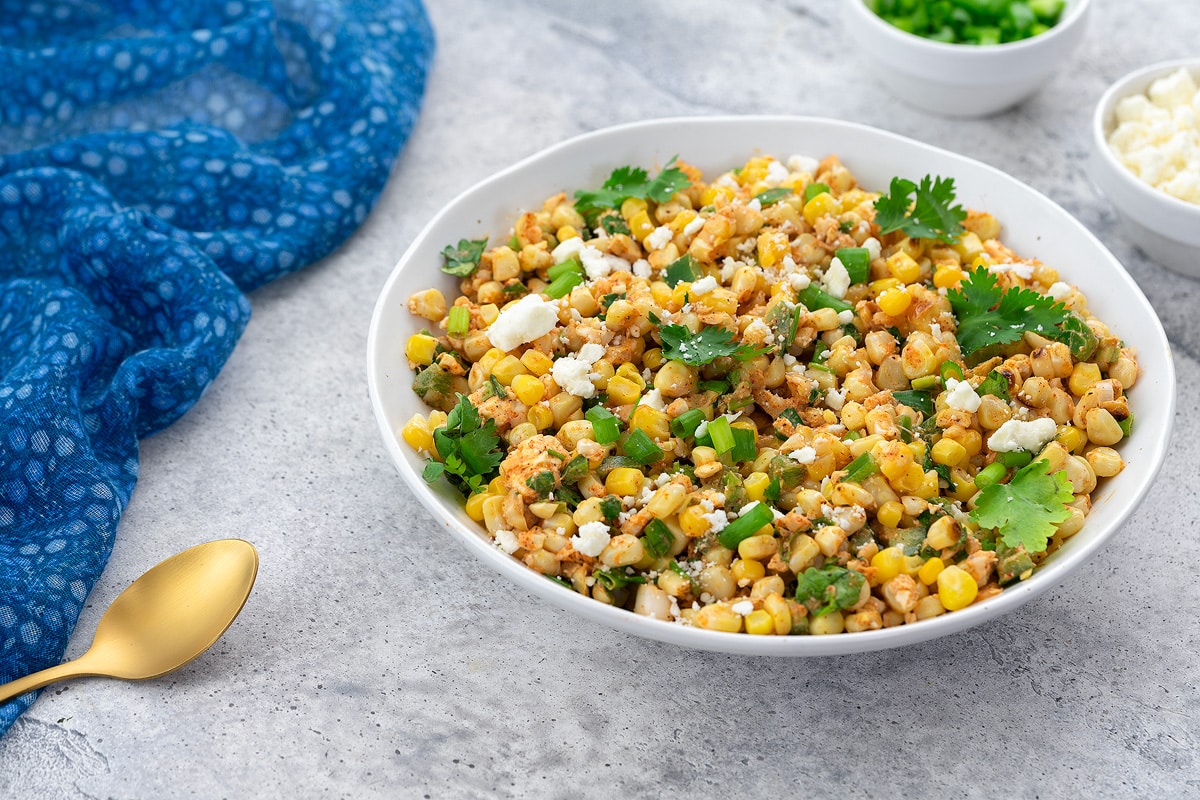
[843,0,1091,117]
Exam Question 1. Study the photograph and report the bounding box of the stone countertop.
[3,1,1197,797]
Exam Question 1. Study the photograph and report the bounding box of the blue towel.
[0,0,433,733]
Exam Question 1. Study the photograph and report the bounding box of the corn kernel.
[952,231,984,262]
[606,375,642,405]
[876,500,904,528]
[478,348,506,376]
[1068,362,1102,397]
[479,303,500,326]
[465,492,488,522]
[886,251,921,284]
[931,438,967,467]
[802,191,840,226]
[871,546,906,584]
[605,467,645,497]
[669,209,698,234]
[732,558,766,585]
[630,405,670,441]
[520,349,553,376]
[763,593,792,635]
[679,504,712,537]
[744,609,775,636]
[700,184,735,207]
[869,277,903,295]
[918,556,945,586]
[491,354,528,385]
[556,225,580,242]
[621,197,648,220]
[744,472,771,503]
[405,334,438,366]
[757,230,789,268]
[933,265,965,289]
[510,373,546,405]
[401,415,434,452]
[877,287,912,316]
[628,209,655,241]
[528,403,553,430]
[937,565,978,611]
[1057,425,1085,453]
[694,603,743,633]
[642,347,664,370]
[616,361,646,389]
[488,476,506,495]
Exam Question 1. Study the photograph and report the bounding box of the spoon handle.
[0,659,97,704]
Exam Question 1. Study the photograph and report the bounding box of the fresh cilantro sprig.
[874,174,966,244]
[969,459,1073,554]
[658,324,770,367]
[794,565,866,617]
[440,237,488,277]
[947,268,1073,357]
[422,394,503,495]
[574,157,692,221]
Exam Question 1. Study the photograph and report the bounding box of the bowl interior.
[368,116,1175,656]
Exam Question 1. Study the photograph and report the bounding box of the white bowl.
[1090,59,1200,277]
[367,116,1175,656]
[842,0,1091,117]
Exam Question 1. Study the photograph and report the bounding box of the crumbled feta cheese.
[988,261,1035,280]
[823,257,851,299]
[682,215,705,237]
[730,600,755,616]
[578,244,627,280]
[863,237,882,261]
[690,275,719,295]
[837,309,854,325]
[716,173,740,190]
[486,294,560,352]
[720,257,741,282]
[746,198,762,212]
[788,446,817,464]
[694,419,709,439]
[494,530,520,554]
[646,226,673,251]
[786,154,820,175]
[551,342,606,398]
[551,237,585,263]
[765,160,790,186]
[987,417,1058,453]
[701,510,728,533]
[1047,281,1073,301]
[633,258,652,279]
[944,377,982,413]
[824,387,845,411]
[571,521,612,557]
[789,270,811,291]
[1109,68,1200,204]
[641,388,667,411]
[783,354,798,366]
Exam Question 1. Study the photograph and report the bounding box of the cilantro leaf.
[794,565,866,617]
[440,237,488,277]
[976,369,1010,401]
[658,324,769,367]
[573,157,692,220]
[969,459,1073,554]
[598,210,631,236]
[873,175,966,244]
[947,268,1072,357]
[425,394,503,495]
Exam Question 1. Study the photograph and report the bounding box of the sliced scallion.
[717,502,775,549]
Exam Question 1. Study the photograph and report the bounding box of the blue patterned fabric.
[0,0,433,733]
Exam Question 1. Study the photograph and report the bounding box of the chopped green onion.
[843,430,862,441]
[670,408,706,439]
[446,305,470,337]
[663,254,701,288]
[717,502,775,550]
[939,360,965,382]
[911,374,941,391]
[730,426,757,462]
[707,415,735,455]
[842,452,878,483]
[974,461,1007,489]
[892,390,934,417]
[585,405,621,444]
[593,568,645,591]
[547,257,583,281]
[642,519,675,559]
[764,475,782,504]
[997,450,1033,469]
[699,379,730,394]
[754,187,793,207]
[811,340,830,363]
[508,234,521,251]
[1118,413,1133,438]
[803,182,831,203]
[835,247,871,285]
[797,285,853,314]
[898,415,914,444]
[544,270,583,299]
[624,428,664,465]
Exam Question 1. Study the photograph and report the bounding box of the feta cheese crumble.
[494,530,520,555]
[640,388,667,411]
[1047,281,1073,301]
[551,342,606,398]
[646,225,673,251]
[987,417,1058,453]
[571,521,612,558]
[486,293,559,352]
[1108,67,1200,204]
[730,600,755,616]
[822,257,851,299]
[682,215,705,237]
[690,275,719,295]
[944,377,982,413]
[788,446,817,464]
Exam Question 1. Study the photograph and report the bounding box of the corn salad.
[400,153,1138,636]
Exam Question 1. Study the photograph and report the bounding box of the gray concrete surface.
[2,1,1197,797]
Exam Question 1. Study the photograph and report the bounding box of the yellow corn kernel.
[642,347,664,370]
[616,361,646,389]
[918,556,945,586]
[679,504,712,537]
[491,354,528,385]
[669,209,698,234]
[487,476,506,495]
[481,495,506,533]
[757,230,789,268]
[886,251,921,284]
[591,359,615,391]
[933,265,965,290]
[605,467,645,498]
[528,403,553,431]
[694,603,744,633]
[649,281,673,307]
[1057,425,1085,453]
[802,191,840,226]
[555,225,580,242]
[700,184,736,207]
[869,277,903,295]
[510,373,546,405]
[620,196,648,220]
[479,303,500,326]
[628,209,655,241]
[1068,362,1103,397]
[951,231,984,262]
[937,565,979,611]
[744,472,771,503]
[630,405,671,441]
[914,468,940,499]
[732,558,766,585]
[763,593,792,635]
[694,289,738,316]
[877,287,913,316]
[907,440,927,461]
[465,492,489,522]
[408,288,447,321]
[405,334,438,366]
[931,438,967,467]
[520,349,553,376]
[606,375,642,405]
[744,609,775,636]
[478,347,506,376]
[876,500,904,528]
[401,415,434,452]
[871,546,906,585]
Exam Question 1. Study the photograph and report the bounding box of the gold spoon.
[0,539,259,704]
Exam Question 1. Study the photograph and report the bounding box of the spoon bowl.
[0,539,258,703]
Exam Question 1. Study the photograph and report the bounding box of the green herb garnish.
[754,187,793,207]
[440,237,489,277]
[970,459,1073,554]
[663,254,701,288]
[423,394,504,495]
[642,519,675,559]
[947,268,1074,357]
[794,564,866,617]
[659,324,769,367]
[574,157,692,220]
[873,174,966,244]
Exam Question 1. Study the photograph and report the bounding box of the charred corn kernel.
[877,287,913,316]
[757,230,789,267]
[871,546,906,584]
[491,354,528,385]
[695,288,738,316]
[520,349,553,376]
[606,375,642,405]
[937,565,978,611]
[1056,425,1085,453]
[762,593,792,635]
[886,251,921,284]
[605,467,645,497]
[630,405,670,441]
[527,403,553,431]
[679,504,712,537]
[646,484,688,519]
[487,476,506,495]
[933,265,966,289]
[803,191,840,225]
[918,556,945,586]
[925,516,960,550]
[869,277,903,295]
[465,492,488,522]
[914,595,946,620]
[642,347,664,369]
[555,225,580,242]
[931,438,967,467]
[1069,362,1103,397]
[479,303,500,326]
[401,415,434,452]
[744,472,771,502]
[616,361,646,389]
[876,500,904,528]
[405,334,438,366]
[1086,446,1124,477]
[669,209,698,233]
[952,231,984,262]
[408,288,447,321]
[510,374,546,405]
[744,609,775,636]
[732,558,766,584]
[694,603,743,633]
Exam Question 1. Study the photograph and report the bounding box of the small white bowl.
[368,117,1175,656]
[1090,59,1200,278]
[842,0,1091,117]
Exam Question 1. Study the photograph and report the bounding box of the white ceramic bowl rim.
[368,115,1175,656]
[1091,58,1200,242]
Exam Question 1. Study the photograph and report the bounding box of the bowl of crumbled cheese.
[1091,59,1200,277]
